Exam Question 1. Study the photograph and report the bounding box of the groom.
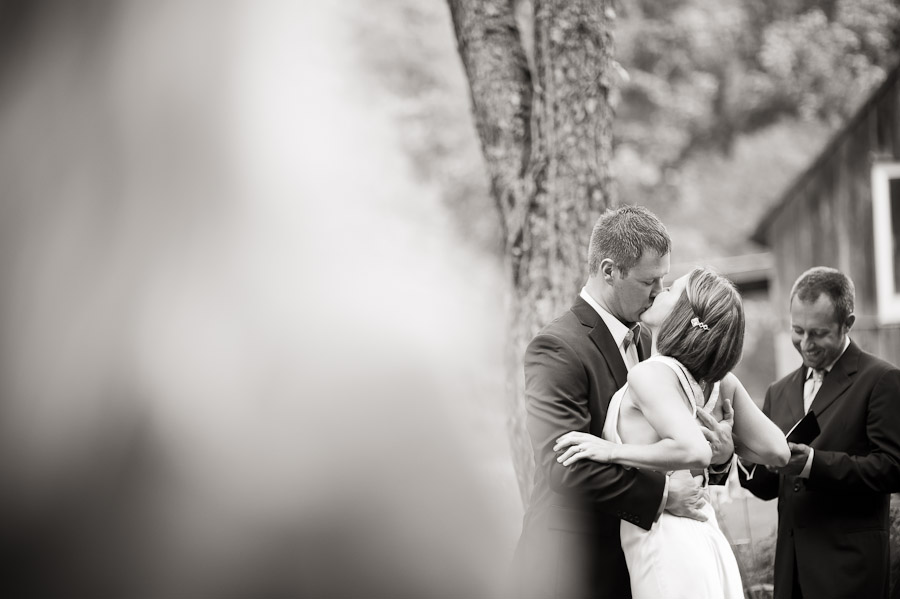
[512,206,735,599]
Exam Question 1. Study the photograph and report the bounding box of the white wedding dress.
[602,355,744,599]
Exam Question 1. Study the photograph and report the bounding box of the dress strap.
[703,381,720,414]
[645,355,720,415]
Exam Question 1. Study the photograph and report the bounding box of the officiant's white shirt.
[798,336,850,478]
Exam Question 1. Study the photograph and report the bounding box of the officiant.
[739,266,900,599]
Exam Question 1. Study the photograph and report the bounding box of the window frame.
[871,162,900,323]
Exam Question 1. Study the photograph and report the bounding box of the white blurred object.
[0,1,515,596]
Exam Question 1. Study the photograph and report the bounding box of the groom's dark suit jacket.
[739,341,900,599]
[512,297,666,599]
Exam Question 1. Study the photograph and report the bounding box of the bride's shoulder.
[632,355,680,373]
[628,358,680,383]
[628,360,688,408]
[718,372,739,394]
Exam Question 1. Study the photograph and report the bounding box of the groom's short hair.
[588,205,670,276]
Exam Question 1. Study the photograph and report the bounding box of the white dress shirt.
[579,288,640,370]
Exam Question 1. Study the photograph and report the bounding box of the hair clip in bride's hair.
[690,317,710,331]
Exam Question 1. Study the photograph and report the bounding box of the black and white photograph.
[2,1,900,598]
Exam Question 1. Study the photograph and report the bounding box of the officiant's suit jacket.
[739,341,900,599]
[511,297,667,599]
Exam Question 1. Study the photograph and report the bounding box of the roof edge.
[751,61,900,246]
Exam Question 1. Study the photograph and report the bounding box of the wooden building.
[753,63,900,375]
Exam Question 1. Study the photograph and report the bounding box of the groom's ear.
[599,258,616,282]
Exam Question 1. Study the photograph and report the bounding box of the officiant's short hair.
[790,266,855,325]
[588,205,670,276]
[657,268,745,384]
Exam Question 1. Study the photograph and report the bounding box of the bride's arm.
[721,373,789,467]
[556,361,711,471]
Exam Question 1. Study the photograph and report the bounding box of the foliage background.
[355,0,900,261]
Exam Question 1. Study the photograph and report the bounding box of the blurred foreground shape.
[0,1,515,597]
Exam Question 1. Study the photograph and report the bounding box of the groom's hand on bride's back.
[664,471,709,521]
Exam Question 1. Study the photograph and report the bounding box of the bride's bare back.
[618,368,726,446]
[617,385,694,446]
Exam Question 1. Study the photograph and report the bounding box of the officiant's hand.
[772,442,810,476]
[664,470,708,522]
[695,396,734,465]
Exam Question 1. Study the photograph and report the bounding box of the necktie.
[623,324,640,351]
[622,324,640,370]
[803,368,825,413]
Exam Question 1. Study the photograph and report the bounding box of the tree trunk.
[448,0,617,505]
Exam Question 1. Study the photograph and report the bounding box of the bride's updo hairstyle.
[656,267,745,384]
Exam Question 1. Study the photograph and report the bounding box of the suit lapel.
[785,368,806,427]
[571,297,629,389]
[809,341,860,418]
[778,366,806,432]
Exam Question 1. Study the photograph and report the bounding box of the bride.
[554,267,789,599]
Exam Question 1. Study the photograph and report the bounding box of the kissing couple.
[511,206,789,599]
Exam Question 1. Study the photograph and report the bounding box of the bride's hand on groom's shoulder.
[553,431,615,466]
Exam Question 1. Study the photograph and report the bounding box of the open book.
[786,410,820,445]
